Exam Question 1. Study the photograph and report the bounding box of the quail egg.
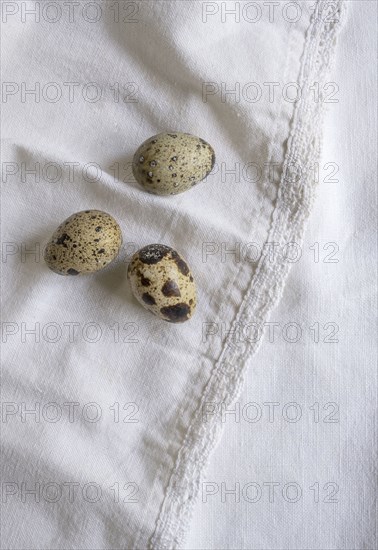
[127,244,197,322]
[44,210,122,275]
[132,132,215,195]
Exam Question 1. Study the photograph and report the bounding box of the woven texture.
[1,1,353,549]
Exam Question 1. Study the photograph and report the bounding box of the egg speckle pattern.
[44,210,122,275]
[132,132,215,195]
[127,244,197,322]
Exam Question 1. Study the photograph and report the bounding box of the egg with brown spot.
[127,244,197,322]
[44,210,122,275]
[132,132,215,195]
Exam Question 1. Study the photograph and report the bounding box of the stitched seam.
[149,1,346,547]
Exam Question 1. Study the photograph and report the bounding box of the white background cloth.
[1,1,375,549]
[186,4,377,548]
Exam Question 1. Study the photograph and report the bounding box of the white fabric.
[186,1,377,548]
[2,1,373,549]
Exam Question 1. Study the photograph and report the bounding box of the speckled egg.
[132,132,215,195]
[44,210,122,275]
[127,244,197,322]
